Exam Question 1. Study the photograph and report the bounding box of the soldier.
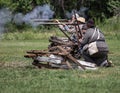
[56,16,85,32]
[56,14,86,42]
[80,19,112,67]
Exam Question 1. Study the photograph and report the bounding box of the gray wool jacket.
[80,27,109,52]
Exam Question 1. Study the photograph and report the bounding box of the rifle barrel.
[33,22,77,25]
[32,19,68,22]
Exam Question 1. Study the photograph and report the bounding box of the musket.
[31,18,80,43]
[31,19,68,22]
[58,27,73,41]
[31,22,78,25]
[31,18,78,41]
[74,11,83,46]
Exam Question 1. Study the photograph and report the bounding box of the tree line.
[0,0,120,21]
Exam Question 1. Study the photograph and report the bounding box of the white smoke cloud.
[13,13,24,25]
[0,8,12,34]
[0,5,88,34]
[23,4,54,27]
[65,7,88,19]
[78,7,88,19]
[0,4,55,34]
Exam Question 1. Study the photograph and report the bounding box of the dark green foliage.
[10,0,34,13]
[0,0,11,8]
[107,0,120,16]
[0,0,119,19]
[9,0,51,13]
[0,0,119,34]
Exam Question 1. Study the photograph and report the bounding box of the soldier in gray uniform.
[80,19,112,67]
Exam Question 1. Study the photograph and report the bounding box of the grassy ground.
[0,17,120,93]
[0,38,120,93]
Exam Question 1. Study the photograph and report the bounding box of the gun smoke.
[0,4,88,34]
[65,7,88,19]
[0,8,12,34]
[0,4,54,34]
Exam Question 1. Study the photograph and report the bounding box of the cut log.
[57,46,85,70]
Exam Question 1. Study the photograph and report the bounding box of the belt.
[96,39,105,41]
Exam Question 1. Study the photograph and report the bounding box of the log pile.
[24,36,97,70]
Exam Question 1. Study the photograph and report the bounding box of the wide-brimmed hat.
[77,17,85,23]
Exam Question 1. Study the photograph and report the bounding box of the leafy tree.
[0,0,119,20]
[107,0,120,16]
[0,0,11,8]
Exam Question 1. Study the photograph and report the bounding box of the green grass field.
[0,17,120,93]
[0,36,120,93]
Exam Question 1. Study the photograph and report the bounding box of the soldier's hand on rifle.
[79,38,83,43]
[56,19,65,26]
[55,19,60,23]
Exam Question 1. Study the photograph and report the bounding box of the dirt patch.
[0,61,31,68]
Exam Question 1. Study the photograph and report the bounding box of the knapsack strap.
[89,28,100,43]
